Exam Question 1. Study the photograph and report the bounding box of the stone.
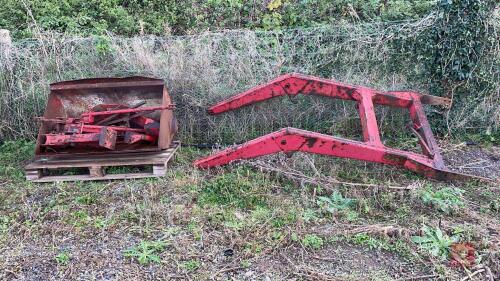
[0,29,11,46]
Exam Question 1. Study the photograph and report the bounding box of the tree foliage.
[0,1,497,139]
[1,0,436,38]
[419,0,496,93]
[391,0,497,135]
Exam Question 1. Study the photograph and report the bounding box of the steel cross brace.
[81,105,175,124]
[194,73,484,181]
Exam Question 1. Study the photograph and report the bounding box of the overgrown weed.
[418,186,464,214]
[198,167,269,209]
[0,140,34,180]
[124,240,168,265]
[411,226,459,261]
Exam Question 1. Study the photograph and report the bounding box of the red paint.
[81,105,175,124]
[124,132,157,144]
[64,124,148,134]
[35,76,176,157]
[44,133,101,145]
[208,73,450,114]
[195,73,483,181]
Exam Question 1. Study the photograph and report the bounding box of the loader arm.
[196,73,485,181]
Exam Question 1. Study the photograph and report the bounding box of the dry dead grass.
[0,20,498,142]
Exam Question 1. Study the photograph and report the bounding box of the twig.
[280,252,344,281]
[457,159,487,168]
[312,255,338,262]
[20,0,49,59]
[211,266,243,279]
[460,165,494,169]
[304,155,321,177]
[3,269,20,279]
[247,160,415,190]
[293,270,341,281]
[460,269,484,281]
[394,274,438,280]
[483,265,494,281]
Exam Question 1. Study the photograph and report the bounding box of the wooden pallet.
[25,141,180,182]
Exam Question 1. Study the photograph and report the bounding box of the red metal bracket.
[81,105,175,124]
[194,73,484,181]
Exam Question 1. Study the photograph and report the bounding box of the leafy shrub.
[317,191,356,212]
[302,234,323,250]
[0,140,34,180]
[419,186,464,214]
[392,0,497,134]
[411,226,459,260]
[302,208,319,223]
[317,191,357,220]
[0,0,436,38]
[347,233,412,257]
[350,233,381,250]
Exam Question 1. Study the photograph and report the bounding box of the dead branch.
[245,159,417,191]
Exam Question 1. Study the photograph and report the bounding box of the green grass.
[106,166,145,174]
[182,260,200,272]
[330,233,415,261]
[124,240,168,265]
[0,140,34,180]
[0,141,497,279]
[55,251,71,266]
[75,194,98,205]
[198,168,268,209]
[66,210,92,228]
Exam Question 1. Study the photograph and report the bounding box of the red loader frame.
[194,73,484,181]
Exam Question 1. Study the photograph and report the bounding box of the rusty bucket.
[35,76,176,158]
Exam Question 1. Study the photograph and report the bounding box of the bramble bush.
[1,0,436,38]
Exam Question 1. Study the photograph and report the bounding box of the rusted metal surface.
[195,73,483,181]
[98,127,118,150]
[208,73,451,114]
[81,105,174,124]
[41,105,168,150]
[35,76,177,158]
[124,132,156,144]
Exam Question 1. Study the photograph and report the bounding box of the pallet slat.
[25,141,180,182]
[25,169,41,180]
[153,164,167,176]
[30,173,161,183]
[26,149,176,169]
